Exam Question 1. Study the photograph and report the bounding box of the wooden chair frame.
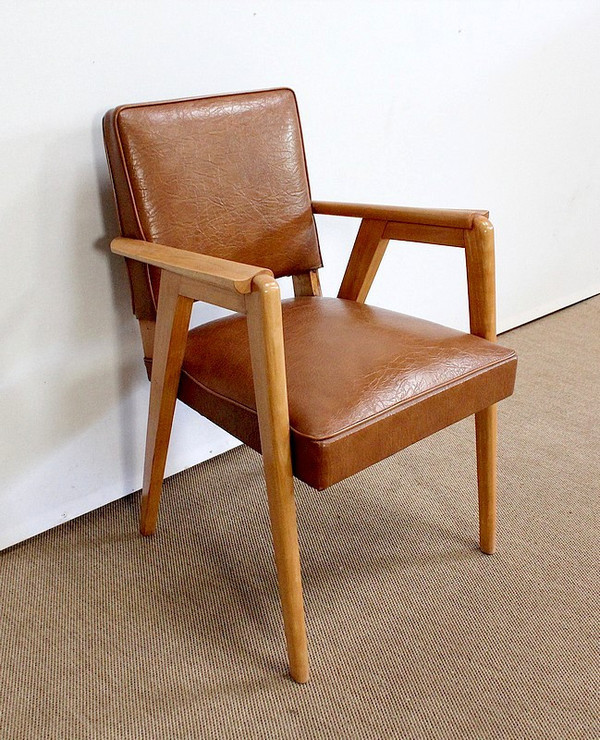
[111,202,497,683]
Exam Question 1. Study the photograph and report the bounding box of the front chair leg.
[246,275,309,684]
[262,448,308,682]
[475,404,497,554]
[465,217,499,555]
[140,271,193,536]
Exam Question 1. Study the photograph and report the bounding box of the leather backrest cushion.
[105,89,322,285]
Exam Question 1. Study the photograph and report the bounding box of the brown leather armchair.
[103,88,516,683]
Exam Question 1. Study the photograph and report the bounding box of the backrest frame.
[103,88,322,328]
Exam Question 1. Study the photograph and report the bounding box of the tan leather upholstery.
[103,89,322,321]
[179,297,516,489]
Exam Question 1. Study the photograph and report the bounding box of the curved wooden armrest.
[312,201,488,229]
[111,237,272,295]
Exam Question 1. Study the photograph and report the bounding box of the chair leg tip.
[289,667,309,684]
[139,519,157,537]
[139,501,158,536]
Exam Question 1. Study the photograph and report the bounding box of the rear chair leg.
[475,404,497,554]
[140,271,193,536]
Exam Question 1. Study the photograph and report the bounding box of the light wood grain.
[292,270,322,297]
[464,216,497,341]
[138,319,156,360]
[475,404,498,554]
[338,219,389,303]
[464,215,498,553]
[111,237,271,294]
[245,274,309,684]
[178,275,247,313]
[139,271,193,536]
[382,221,465,247]
[313,200,488,229]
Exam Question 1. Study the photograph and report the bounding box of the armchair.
[103,88,516,683]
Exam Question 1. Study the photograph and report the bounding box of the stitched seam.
[180,368,260,420]
[306,352,517,444]
[180,351,516,444]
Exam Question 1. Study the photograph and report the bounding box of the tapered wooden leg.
[140,271,193,536]
[465,217,498,554]
[246,275,309,683]
[475,404,497,554]
[262,455,308,682]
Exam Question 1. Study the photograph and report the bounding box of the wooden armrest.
[312,201,488,229]
[111,237,272,295]
[334,205,496,341]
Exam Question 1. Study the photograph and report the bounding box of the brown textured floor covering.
[1,296,599,739]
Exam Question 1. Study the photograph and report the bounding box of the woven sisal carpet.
[1,296,599,739]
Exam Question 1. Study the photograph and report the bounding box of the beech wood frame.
[111,201,499,684]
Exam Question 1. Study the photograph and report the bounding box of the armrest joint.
[111,236,272,313]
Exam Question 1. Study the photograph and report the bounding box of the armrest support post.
[464,216,496,341]
[292,270,322,297]
[337,219,389,302]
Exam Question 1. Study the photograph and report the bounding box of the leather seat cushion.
[178,297,517,490]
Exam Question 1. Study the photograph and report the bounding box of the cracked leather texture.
[179,297,517,489]
[103,89,321,319]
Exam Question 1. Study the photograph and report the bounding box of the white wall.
[1,1,599,550]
